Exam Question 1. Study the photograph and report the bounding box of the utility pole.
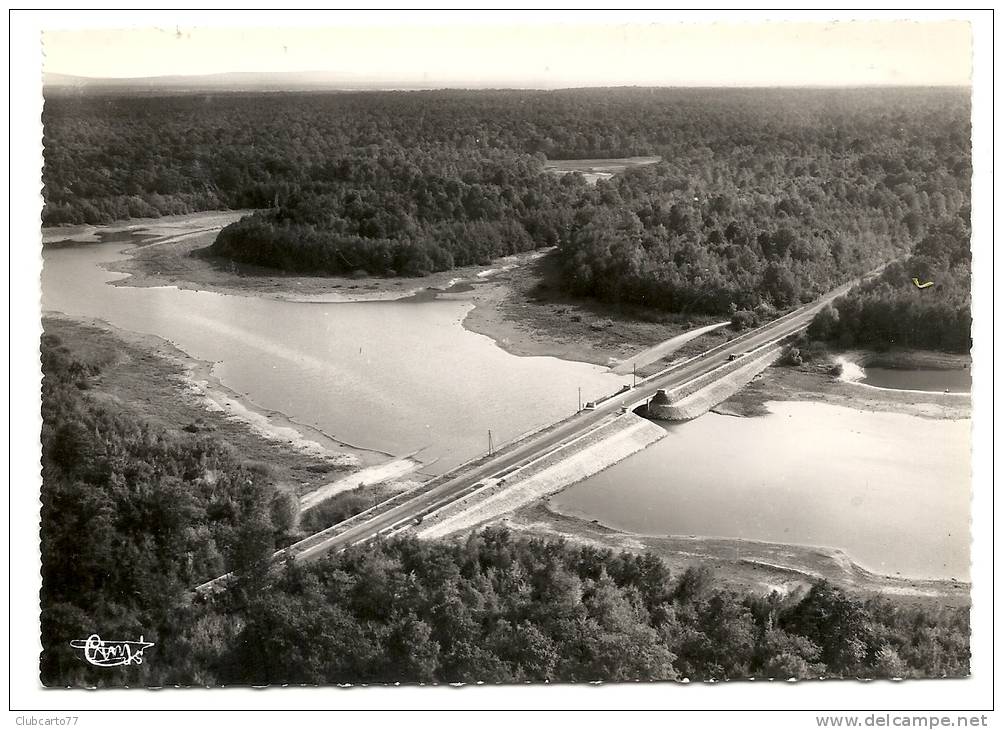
[633,363,637,388]
[578,387,582,413]
[488,429,494,456]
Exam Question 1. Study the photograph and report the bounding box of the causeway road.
[288,280,854,563]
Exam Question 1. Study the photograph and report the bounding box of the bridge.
[195,278,855,593]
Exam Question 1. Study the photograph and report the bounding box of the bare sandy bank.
[114,229,723,370]
[713,356,971,421]
[41,315,418,500]
[112,227,510,303]
[79,211,733,367]
[458,252,736,367]
[43,210,252,246]
[86,210,542,306]
[500,502,969,610]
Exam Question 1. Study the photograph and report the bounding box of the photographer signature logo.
[69,634,154,667]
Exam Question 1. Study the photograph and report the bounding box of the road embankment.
[412,413,667,539]
[609,321,730,375]
[646,346,782,421]
[299,457,424,512]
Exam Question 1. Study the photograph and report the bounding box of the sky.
[42,20,972,88]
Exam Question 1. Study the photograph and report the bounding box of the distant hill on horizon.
[43,71,968,96]
[42,70,452,94]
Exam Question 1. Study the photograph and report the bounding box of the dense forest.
[39,331,287,684]
[809,213,972,352]
[42,87,971,315]
[41,333,969,686]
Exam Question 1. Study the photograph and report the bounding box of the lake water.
[861,367,971,393]
[43,237,971,579]
[42,240,624,473]
[551,402,970,580]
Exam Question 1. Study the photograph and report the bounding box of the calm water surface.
[861,367,971,393]
[552,402,970,580]
[42,241,624,473]
[43,237,971,579]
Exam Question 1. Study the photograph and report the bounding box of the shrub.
[780,346,804,367]
[731,310,757,331]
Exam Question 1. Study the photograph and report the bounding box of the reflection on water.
[42,241,624,473]
[552,402,970,580]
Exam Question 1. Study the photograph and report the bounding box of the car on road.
[728,353,741,361]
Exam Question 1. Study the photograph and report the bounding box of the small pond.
[860,367,971,393]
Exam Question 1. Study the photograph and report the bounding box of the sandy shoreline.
[41,314,420,502]
[72,211,732,368]
[106,218,544,304]
[713,356,971,421]
[43,209,252,246]
[113,233,676,367]
[456,252,737,368]
[501,502,969,609]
